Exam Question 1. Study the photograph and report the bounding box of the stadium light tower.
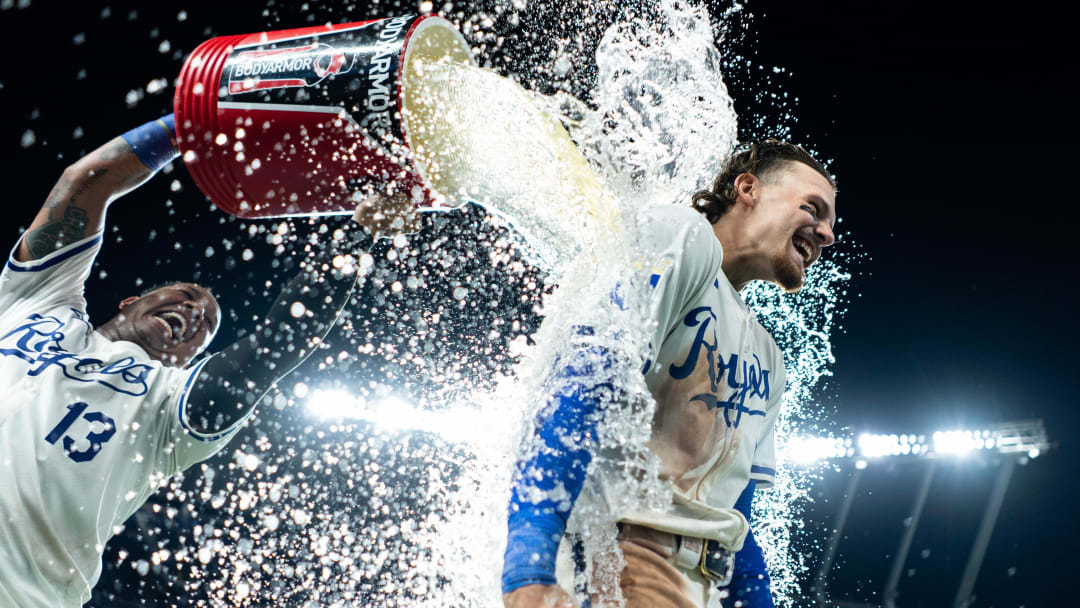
[799,420,1051,608]
[786,419,1049,468]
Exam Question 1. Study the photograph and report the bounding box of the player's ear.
[733,172,760,209]
[118,296,139,310]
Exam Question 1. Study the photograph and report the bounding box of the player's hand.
[351,190,421,240]
[502,584,577,608]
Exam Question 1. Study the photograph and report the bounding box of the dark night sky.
[747,3,1078,604]
[1,0,1075,606]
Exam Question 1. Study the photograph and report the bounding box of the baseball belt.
[674,534,735,587]
[619,523,735,587]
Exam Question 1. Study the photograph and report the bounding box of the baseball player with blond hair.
[502,141,838,608]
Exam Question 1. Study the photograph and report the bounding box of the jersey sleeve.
[638,207,725,372]
[0,233,103,316]
[162,356,252,472]
[749,365,785,488]
[722,481,774,607]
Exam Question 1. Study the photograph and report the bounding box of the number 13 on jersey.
[44,401,116,462]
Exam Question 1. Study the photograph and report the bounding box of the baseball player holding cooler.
[0,114,369,607]
[502,141,838,608]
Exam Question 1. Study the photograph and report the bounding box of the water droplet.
[293,382,309,398]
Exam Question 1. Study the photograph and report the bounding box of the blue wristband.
[502,516,562,592]
[121,114,179,173]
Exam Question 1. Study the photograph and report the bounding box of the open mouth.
[155,311,188,342]
[792,235,814,268]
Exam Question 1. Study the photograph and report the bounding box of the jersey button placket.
[742,313,752,354]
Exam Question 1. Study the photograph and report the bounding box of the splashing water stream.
[381,1,850,605]
[90,2,854,606]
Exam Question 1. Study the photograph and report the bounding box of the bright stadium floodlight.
[788,436,847,464]
[857,433,899,459]
[303,388,506,446]
[933,430,978,455]
[784,420,1050,466]
[361,396,420,433]
[306,389,422,429]
[306,388,366,420]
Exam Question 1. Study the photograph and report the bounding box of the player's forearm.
[185,228,369,434]
[18,138,152,261]
[247,255,360,378]
[17,116,176,262]
[503,342,615,593]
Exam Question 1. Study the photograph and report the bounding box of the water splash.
[80,2,855,607]
[560,0,737,208]
[391,2,847,606]
[743,254,853,603]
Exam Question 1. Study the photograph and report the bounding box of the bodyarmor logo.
[229,43,354,94]
[669,306,771,428]
[360,15,411,140]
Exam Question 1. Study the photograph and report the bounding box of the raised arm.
[180,185,423,433]
[17,116,177,263]
[181,218,371,437]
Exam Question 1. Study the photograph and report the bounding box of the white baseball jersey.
[0,233,246,607]
[619,206,786,549]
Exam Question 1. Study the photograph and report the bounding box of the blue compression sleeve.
[502,342,612,593]
[722,480,774,608]
[120,114,179,172]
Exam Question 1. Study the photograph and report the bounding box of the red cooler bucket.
[174,15,474,219]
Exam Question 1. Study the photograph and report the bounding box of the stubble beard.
[772,252,805,293]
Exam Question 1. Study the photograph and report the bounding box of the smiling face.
[741,161,837,292]
[103,282,221,367]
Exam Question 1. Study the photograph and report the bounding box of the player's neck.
[96,318,123,343]
[713,219,765,292]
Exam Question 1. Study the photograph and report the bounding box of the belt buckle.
[699,540,735,587]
